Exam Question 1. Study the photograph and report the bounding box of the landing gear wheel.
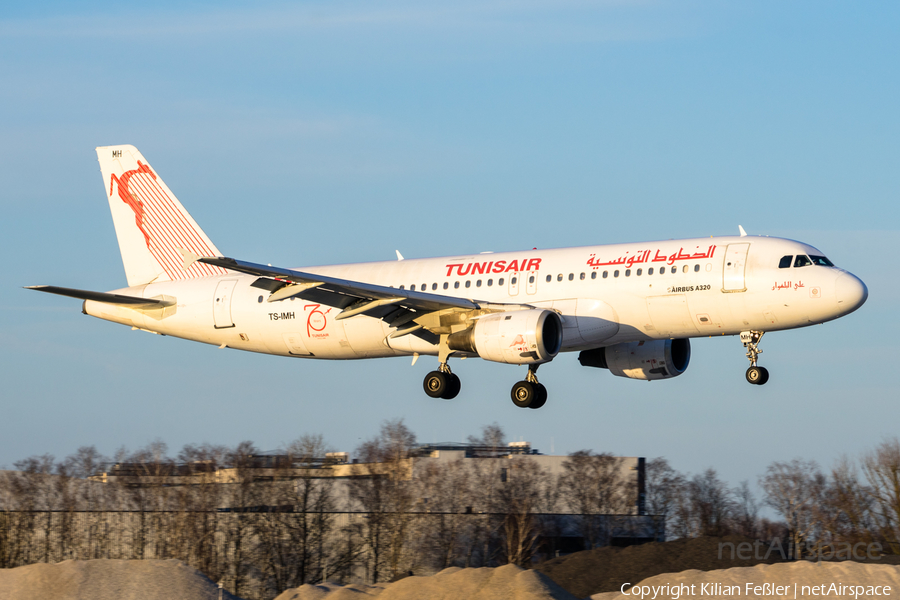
[443,373,461,399]
[529,383,547,409]
[424,371,449,398]
[746,366,769,385]
[511,381,537,408]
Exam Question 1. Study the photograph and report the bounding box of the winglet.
[738,225,748,237]
[395,250,404,261]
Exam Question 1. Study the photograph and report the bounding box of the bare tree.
[760,459,826,556]
[494,457,554,566]
[644,457,684,540]
[732,480,760,538]
[862,437,900,553]
[349,419,417,582]
[559,451,630,549]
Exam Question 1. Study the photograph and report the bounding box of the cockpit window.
[810,255,834,267]
[794,255,812,268]
[778,255,793,269]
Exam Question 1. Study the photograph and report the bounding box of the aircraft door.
[526,270,538,295]
[508,272,520,296]
[722,243,750,292]
[213,279,238,329]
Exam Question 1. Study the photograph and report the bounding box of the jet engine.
[578,339,690,380]
[448,309,562,365]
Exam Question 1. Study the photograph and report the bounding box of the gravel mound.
[533,536,900,599]
[275,564,580,600]
[590,561,900,600]
[533,536,787,598]
[0,559,241,600]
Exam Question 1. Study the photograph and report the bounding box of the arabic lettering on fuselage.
[445,258,542,277]
[772,281,805,291]
[585,245,717,270]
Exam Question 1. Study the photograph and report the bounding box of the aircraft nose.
[835,272,868,314]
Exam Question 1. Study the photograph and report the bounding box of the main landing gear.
[423,364,461,400]
[741,330,769,385]
[510,365,547,409]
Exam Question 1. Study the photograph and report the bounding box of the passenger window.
[603,271,608,278]
[511,277,517,285]
[546,275,552,282]
[476,280,482,287]
[591,272,597,279]
[487,279,493,286]
[568,273,574,281]
[636,268,642,276]
[465,280,471,288]
[399,285,405,290]
[410,284,416,291]
[625,269,631,277]
[454,281,460,289]
[432,283,438,291]
[648,267,654,275]
[580,272,586,280]
[499,278,505,286]
[694,264,700,272]
[614,270,620,278]
[794,255,812,268]
[671,266,676,274]
[779,255,793,269]
[421,283,426,290]
[529,275,535,283]
[557,274,563,281]
[443,282,448,290]
[682,265,688,273]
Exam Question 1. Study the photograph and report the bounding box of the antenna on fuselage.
[738,225,748,237]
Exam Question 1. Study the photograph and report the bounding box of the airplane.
[28,145,868,409]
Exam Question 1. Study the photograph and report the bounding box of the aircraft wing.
[195,256,483,343]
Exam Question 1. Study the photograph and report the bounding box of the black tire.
[424,371,448,398]
[442,373,461,399]
[529,383,547,409]
[511,381,535,408]
[746,366,764,385]
[757,367,769,385]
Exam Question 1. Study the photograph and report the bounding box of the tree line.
[1,422,898,600]
[643,437,900,557]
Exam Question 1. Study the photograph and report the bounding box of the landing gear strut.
[741,330,769,385]
[510,365,548,409]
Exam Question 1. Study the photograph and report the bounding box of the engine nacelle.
[448,309,562,365]
[578,339,691,380]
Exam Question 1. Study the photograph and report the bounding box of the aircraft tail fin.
[96,145,228,286]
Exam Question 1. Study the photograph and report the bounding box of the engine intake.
[578,339,690,380]
[448,309,562,365]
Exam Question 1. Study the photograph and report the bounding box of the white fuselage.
[84,235,867,362]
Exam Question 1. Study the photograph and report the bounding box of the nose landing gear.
[741,330,769,385]
[510,365,548,409]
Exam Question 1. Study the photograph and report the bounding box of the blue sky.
[1,1,898,491]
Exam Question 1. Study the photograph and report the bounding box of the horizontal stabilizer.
[25,286,174,308]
